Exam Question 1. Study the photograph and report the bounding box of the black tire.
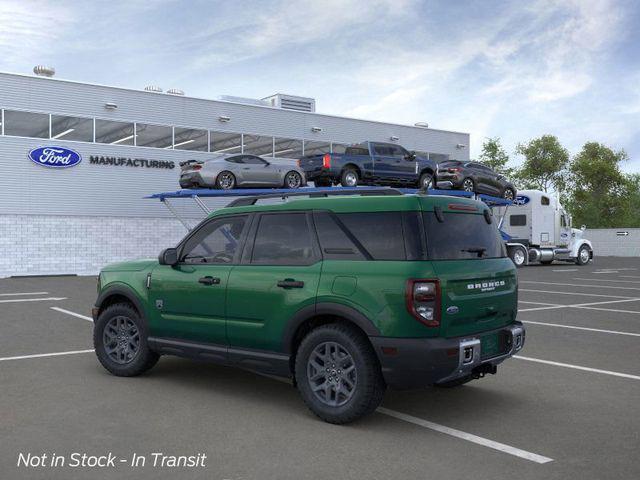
[435,375,473,388]
[461,177,475,192]
[576,245,591,265]
[295,324,386,424]
[216,171,236,190]
[93,303,159,377]
[313,179,332,188]
[503,187,515,200]
[284,171,303,189]
[419,172,434,190]
[540,260,553,265]
[340,168,359,187]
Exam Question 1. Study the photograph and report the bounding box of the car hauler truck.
[494,189,593,267]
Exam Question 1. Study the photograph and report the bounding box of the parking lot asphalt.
[1,258,639,480]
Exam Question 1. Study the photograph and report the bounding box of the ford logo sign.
[514,195,530,206]
[446,306,459,315]
[28,146,82,168]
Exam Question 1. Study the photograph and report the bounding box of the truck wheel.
[94,303,159,377]
[435,375,473,388]
[419,172,434,190]
[508,245,527,268]
[216,171,236,190]
[340,168,359,187]
[295,324,386,424]
[576,245,591,265]
[462,178,475,192]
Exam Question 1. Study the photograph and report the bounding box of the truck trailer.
[493,190,593,267]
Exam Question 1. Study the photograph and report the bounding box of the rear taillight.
[322,153,331,168]
[405,279,440,327]
[192,165,202,170]
[297,159,301,167]
[448,167,461,173]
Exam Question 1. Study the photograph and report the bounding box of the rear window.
[345,147,369,156]
[423,212,506,260]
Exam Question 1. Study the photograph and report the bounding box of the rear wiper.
[461,247,487,258]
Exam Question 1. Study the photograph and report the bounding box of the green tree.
[566,142,632,228]
[514,135,569,192]
[478,137,514,177]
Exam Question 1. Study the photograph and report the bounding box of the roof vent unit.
[167,88,185,96]
[219,95,270,107]
[262,94,316,112]
[33,65,55,77]
[144,85,163,93]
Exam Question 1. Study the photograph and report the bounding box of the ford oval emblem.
[28,146,82,168]
[514,195,530,206]
[446,306,459,315]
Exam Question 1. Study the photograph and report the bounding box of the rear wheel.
[284,171,303,189]
[461,178,475,192]
[576,245,591,265]
[295,324,385,424]
[216,171,236,190]
[93,303,159,377]
[503,187,515,200]
[340,168,359,187]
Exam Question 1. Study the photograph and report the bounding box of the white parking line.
[521,281,640,291]
[522,320,640,337]
[552,269,578,272]
[518,301,561,306]
[573,305,640,315]
[573,278,640,284]
[0,297,67,304]
[518,297,640,313]
[0,292,49,296]
[51,307,93,322]
[621,275,640,279]
[0,349,94,362]
[519,305,567,312]
[377,408,553,464]
[520,289,636,299]
[514,356,640,381]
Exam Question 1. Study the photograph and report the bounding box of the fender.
[94,283,148,321]
[570,239,593,258]
[281,302,381,353]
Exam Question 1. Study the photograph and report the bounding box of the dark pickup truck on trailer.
[298,141,437,189]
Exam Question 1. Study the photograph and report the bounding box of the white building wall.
[584,228,640,257]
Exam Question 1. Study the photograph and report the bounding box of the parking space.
[1,257,639,479]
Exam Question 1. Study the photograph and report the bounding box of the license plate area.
[480,331,510,360]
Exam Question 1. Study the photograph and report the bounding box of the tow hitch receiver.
[472,363,497,379]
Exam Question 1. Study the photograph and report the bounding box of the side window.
[181,216,248,264]
[313,212,366,260]
[251,213,316,265]
[243,155,267,165]
[561,215,567,227]
[510,215,527,227]
[226,156,243,164]
[373,144,391,156]
[388,145,407,158]
[337,212,406,260]
[541,196,550,206]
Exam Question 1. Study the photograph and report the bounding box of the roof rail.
[226,187,404,207]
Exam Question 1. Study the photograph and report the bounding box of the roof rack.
[226,187,403,207]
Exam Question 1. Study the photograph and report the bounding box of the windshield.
[423,212,506,260]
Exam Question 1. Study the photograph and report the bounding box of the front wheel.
[508,245,527,268]
[93,303,159,377]
[216,171,236,190]
[284,171,303,189]
[419,172,434,190]
[576,245,591,265]
[295,324,386,424]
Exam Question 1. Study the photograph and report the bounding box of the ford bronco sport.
[93,191,524,424]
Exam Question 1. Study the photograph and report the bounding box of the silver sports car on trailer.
[179,154,307,190]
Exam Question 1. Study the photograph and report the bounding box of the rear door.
[148,214,250,346]
[423,210,517,341]
[225,212,321,352]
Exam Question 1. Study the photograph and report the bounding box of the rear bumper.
[370,323,525,389]
[179,172,207,188]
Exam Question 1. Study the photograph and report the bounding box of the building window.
[429,153,450,163]
[303,140,331,156]
[274,137,303,159]
[331,143,348,154]
[51,115,93,142]
[243,134,274,156]
[135,123,172,149]
[3,110,49,138]
[95,119,135,145]
[210,131,242,154]
[173,127,208,151]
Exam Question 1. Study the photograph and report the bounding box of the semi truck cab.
[493,190,593,267]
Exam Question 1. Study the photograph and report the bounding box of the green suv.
[93,192,524,424]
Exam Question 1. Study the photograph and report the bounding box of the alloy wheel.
[580,247,590,263]
[503,188,515,200]
[218,172,235,189]
[307,341,357,407]
[103,316,140,365]
[462,179,474,192]
[513,248,525,266]
[344,172,358,187]
[286,172,302,189]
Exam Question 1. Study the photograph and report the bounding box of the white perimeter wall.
[584,228,640,257]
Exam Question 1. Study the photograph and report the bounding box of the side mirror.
[159,247,178,266]
[581,225,586,231]
[405,151,416,161]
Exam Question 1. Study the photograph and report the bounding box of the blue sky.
[1,0,639,171]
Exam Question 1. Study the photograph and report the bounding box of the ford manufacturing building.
[0,69,470,278]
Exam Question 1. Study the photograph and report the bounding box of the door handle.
[198,276,220,285]
[277,279,304,289]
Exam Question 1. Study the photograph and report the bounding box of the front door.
[226,211,321,352]
[148,214,250,345]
